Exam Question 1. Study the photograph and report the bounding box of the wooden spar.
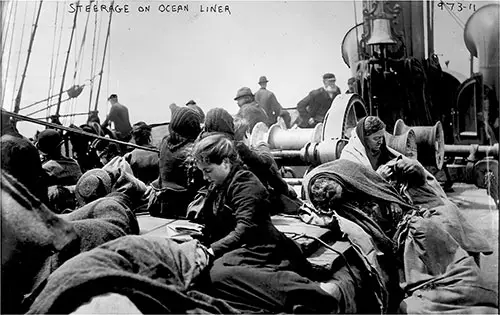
[55,0,79,116]
[93,1,114,112]
[2,109,160,153]
[13,0,44,115]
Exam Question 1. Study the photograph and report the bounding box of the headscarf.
[201,108,235,140]
[354,117,393,170]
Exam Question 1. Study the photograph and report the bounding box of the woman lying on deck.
[192,134,339,313]
[301,117,496,313]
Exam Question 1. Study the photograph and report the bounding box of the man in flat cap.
[234,86,270,132]
[254,76,291,128]
[101,94,133,145]
[297,73,341,128]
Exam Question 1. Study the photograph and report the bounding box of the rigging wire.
[55,0,80,116]
[10,1,30,111]
[1,0,15,58]
[93,1,114,112]
[13,0,44,115]
[47,0,67,117]
[46,1,60,118]
[24,77,97,116]
[75,3,92,83]
[88,2,100,112]
[20,73,99,113]
[1,0,19,107]
[439,1,465,29]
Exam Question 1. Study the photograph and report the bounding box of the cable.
[11,1,30,109]
[1,0,18,106]
[74,4,92,84]
[46,1,60,117]
[93,1,114,112]
[1,0,15,58]
[88,3,99,112]
[47,0,66,117]
[55,0,79,116]
[13,0,44,114]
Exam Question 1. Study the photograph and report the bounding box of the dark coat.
[102,103,132,137]
[297,86,341,127]
[254,88,282,125]
[201,165,287,258]
[235,101,270,129]
[150,138,205,218]
[124,147,159,185]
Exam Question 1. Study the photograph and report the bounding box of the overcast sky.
[1,0,495,137]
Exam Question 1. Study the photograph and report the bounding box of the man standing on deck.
[101,94,132,143]
[254,76,291,128]
[234,87,270,132]
[297,73,341,128]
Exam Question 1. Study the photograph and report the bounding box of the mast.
[13,0,44,115]
[93,1,114,112]
[55,0,80,117]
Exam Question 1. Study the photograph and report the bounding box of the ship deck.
[137,183,498,297]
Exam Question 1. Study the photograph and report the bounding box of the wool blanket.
[27,235,239,314]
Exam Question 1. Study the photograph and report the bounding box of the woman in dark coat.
[148,107,205,218]
[192,134,337,314]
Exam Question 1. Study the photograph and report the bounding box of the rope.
[47,0,66,117]
[10,1,30,110]
[1,0,18,107]
[74,4,92,83]
[1,0,15,57]
[88,2,99,112]
[439,1,465,29]
[55,0,80,116]
[2,109,160,153]
[46,1,60,118]
[13,0,44,115]
[93,1,114,112]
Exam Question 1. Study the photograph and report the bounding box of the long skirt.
[207,241,338,314]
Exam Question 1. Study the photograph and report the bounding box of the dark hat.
[74,168,112,206]
[187,104,205,122]
[108,94,118,100]
[258,76,269,84]
[234,87,253,100]
[204,108,235,136]
[169,106,202,140]
[322,73,336,80]
[36,129,63,154]
[186,100,196,106]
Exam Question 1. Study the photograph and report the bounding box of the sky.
[1,0,496,137]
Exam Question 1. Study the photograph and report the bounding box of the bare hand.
[377,164,393,179]
[308,117,315,125]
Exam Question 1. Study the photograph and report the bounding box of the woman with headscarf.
[148,107,205,218]
[339,116,491,256]
[192,134,339,314]
[303,159,496,314]
[123,121,159,184]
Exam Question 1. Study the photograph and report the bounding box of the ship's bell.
[367,18,396,45]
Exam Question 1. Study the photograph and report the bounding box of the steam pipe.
[445,143,498,157]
